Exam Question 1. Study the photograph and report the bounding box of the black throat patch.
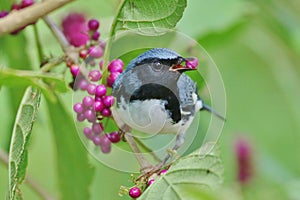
[129,83,181,123]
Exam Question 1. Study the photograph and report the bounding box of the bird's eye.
[152,61,163,71]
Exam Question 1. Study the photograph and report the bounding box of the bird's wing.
[177,74,199,115]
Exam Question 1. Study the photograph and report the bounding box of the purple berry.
[87,84,97,95]
[84,109,96,122]
[83,127,93,139]
[95,84,106,97]
[79,49,88,59]
[95,96,102,102]
[89,46,103,58]
[88,69,102,82]
[91,31,100,41]
[107,132,120,143]
[73,103,84,113]
[70,65,80,77]
[88,19,99,31]
[82,96,94,108]
[0,11,9,18]
[92,135,101,145]
[100,41,106,49]
[78,79,89,90]
[100,134,111,153]
[147,179,154,186]
[21,0,34,8]
[92,123,103,134]
[94,100,105,112]
[107,72,120,87]
[11,4,21,10]
[101,108,111,117]
[129,187,141,198]
[100,134,111,145]
[186,57,198,69]
[62,13,89,47]
[108,59,124,73]
[102,95,115,107]
[159,169,168,175]
[100,144,111,154]
[77,113,85,122]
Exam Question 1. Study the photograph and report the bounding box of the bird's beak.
[169,57,197,73]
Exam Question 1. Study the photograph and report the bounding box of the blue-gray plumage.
[112,48,223,164]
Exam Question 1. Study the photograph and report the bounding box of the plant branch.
[102,0,126,82]
[124,133,153,174]
[0,0,75,36]
[0,149,56,200]
[112,108,153,173]
[43,16,78,64]
[33,25,44,63]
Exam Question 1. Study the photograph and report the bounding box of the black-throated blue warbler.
[112,48,224,163]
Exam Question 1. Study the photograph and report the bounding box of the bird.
[112,48,224,164]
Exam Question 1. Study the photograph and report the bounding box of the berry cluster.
[0,0,35,35]
[63,15,125,153]
[120,169,169,199]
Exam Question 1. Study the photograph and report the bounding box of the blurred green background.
[1,0,300,199]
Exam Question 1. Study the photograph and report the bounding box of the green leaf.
[0,68,69,102]
[139,142,223,200]
[8,87,41,200]
[115,0,187,36]
[0,68,69,93]
[46,95,94,200]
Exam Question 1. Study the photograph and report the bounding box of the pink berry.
[77,113,85,122]
[107,132,120,143]
[94,100,105,112]
[92,135,101,145]
[100,41,106,49]
[0,11,9,18]
[89,46,103,58]
[88,69,102,82]
[85,110,96,122]
[70,65,80,77]
[83,127,93,139]
[82,96,94,108]
[91,31,100,41]
[107,72,120,87]
[186,57,198,69]
[95,84,106,97]
[94,96,102,102]
[79,49,88,59]
[62,13,89,47]
[88,19,99,31]
[100,135,111,153]
[11,4,21,10]
[100,144,111,154]
[159,169,168,175]
[102,95,115,107]
[108,59,124,73]
[147,179,154,186]
[87,84,97,95]
[73,103,84,113]
[78,79,89,90]
[21,0,34,8]
[129,187,141,198]
[92,123,103,134]
[101,108,111,117]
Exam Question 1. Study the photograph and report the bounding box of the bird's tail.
[201,103,226,121]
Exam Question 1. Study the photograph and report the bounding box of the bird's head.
[126,48,197,74]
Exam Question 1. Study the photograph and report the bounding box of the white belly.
[116,97,194,135]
